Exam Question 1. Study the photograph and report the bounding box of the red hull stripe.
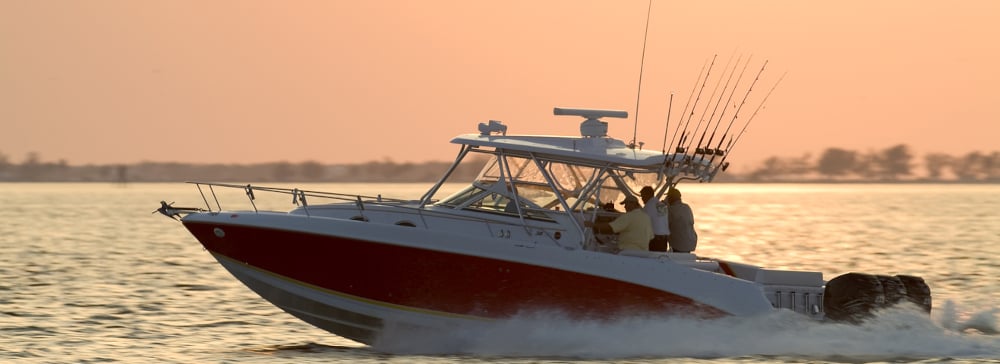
[213,252,488,321]
[185,221,725,320]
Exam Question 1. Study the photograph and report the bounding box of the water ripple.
[172,283,222,291]
[2,183,999,363]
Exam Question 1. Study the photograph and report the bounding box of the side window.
[477,192,511,213]
[464,191,553,221]
[436,184,489,208]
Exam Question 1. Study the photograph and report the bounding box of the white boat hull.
[185,211,780,345]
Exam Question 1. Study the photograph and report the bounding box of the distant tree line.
[0,151,486,183]
[0,147,997,183]
[740,144,1000,182]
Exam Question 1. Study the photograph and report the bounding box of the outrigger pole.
[631,0,653,149]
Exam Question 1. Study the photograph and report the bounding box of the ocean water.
[2,182,1000,363]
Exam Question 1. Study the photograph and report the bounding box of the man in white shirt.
[640,186,670,252]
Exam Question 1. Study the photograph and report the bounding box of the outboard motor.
[876,275,907,305]
[897,275,933,312]
[823,272,931,323]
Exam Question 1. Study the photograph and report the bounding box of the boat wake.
[939,300,1000,335]
[374,301,1000,360]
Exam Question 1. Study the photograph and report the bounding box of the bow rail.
[157,182,567,234]
[188,181,410,215]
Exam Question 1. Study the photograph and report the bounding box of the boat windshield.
[435,154,565,219]
[434,151,669,215]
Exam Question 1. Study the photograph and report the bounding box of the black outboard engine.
[823,272,931,323]
[897,275,933,312]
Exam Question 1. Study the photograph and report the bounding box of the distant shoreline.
[2,179,996,185]
[2,144,998,184]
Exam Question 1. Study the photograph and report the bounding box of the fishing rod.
[666,55,718,177]
[698,55,749,154]
[704,55,751,152]
[690,52,739,155]
[685,54,742,176]
[699,55,752,162]
[701,58,764,173]
[673,54,717,154]
[725,71,787,156]
[661,92,673,153]
[667,59,707,153]
[700,57,751,169]
[712,68,785,174]
[631,0,653,149]
[711,59,768,160]
[719,60,768,150]
[658,92,674,197]
[686,53,733,155]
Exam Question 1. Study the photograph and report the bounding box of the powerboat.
[159,107,931,345]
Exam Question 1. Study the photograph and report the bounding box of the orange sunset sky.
[2,1,998,172]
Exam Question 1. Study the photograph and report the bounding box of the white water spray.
[374,302,1000,360]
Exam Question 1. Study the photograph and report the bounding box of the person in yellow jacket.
[585,195,653,252]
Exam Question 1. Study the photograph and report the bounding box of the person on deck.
[640,186,670,252]
[585,195,653,252]
[666,188,697,253]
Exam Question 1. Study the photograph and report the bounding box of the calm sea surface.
[3,182,1000,363]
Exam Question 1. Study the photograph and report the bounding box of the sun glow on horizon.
[1,1,998,169]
